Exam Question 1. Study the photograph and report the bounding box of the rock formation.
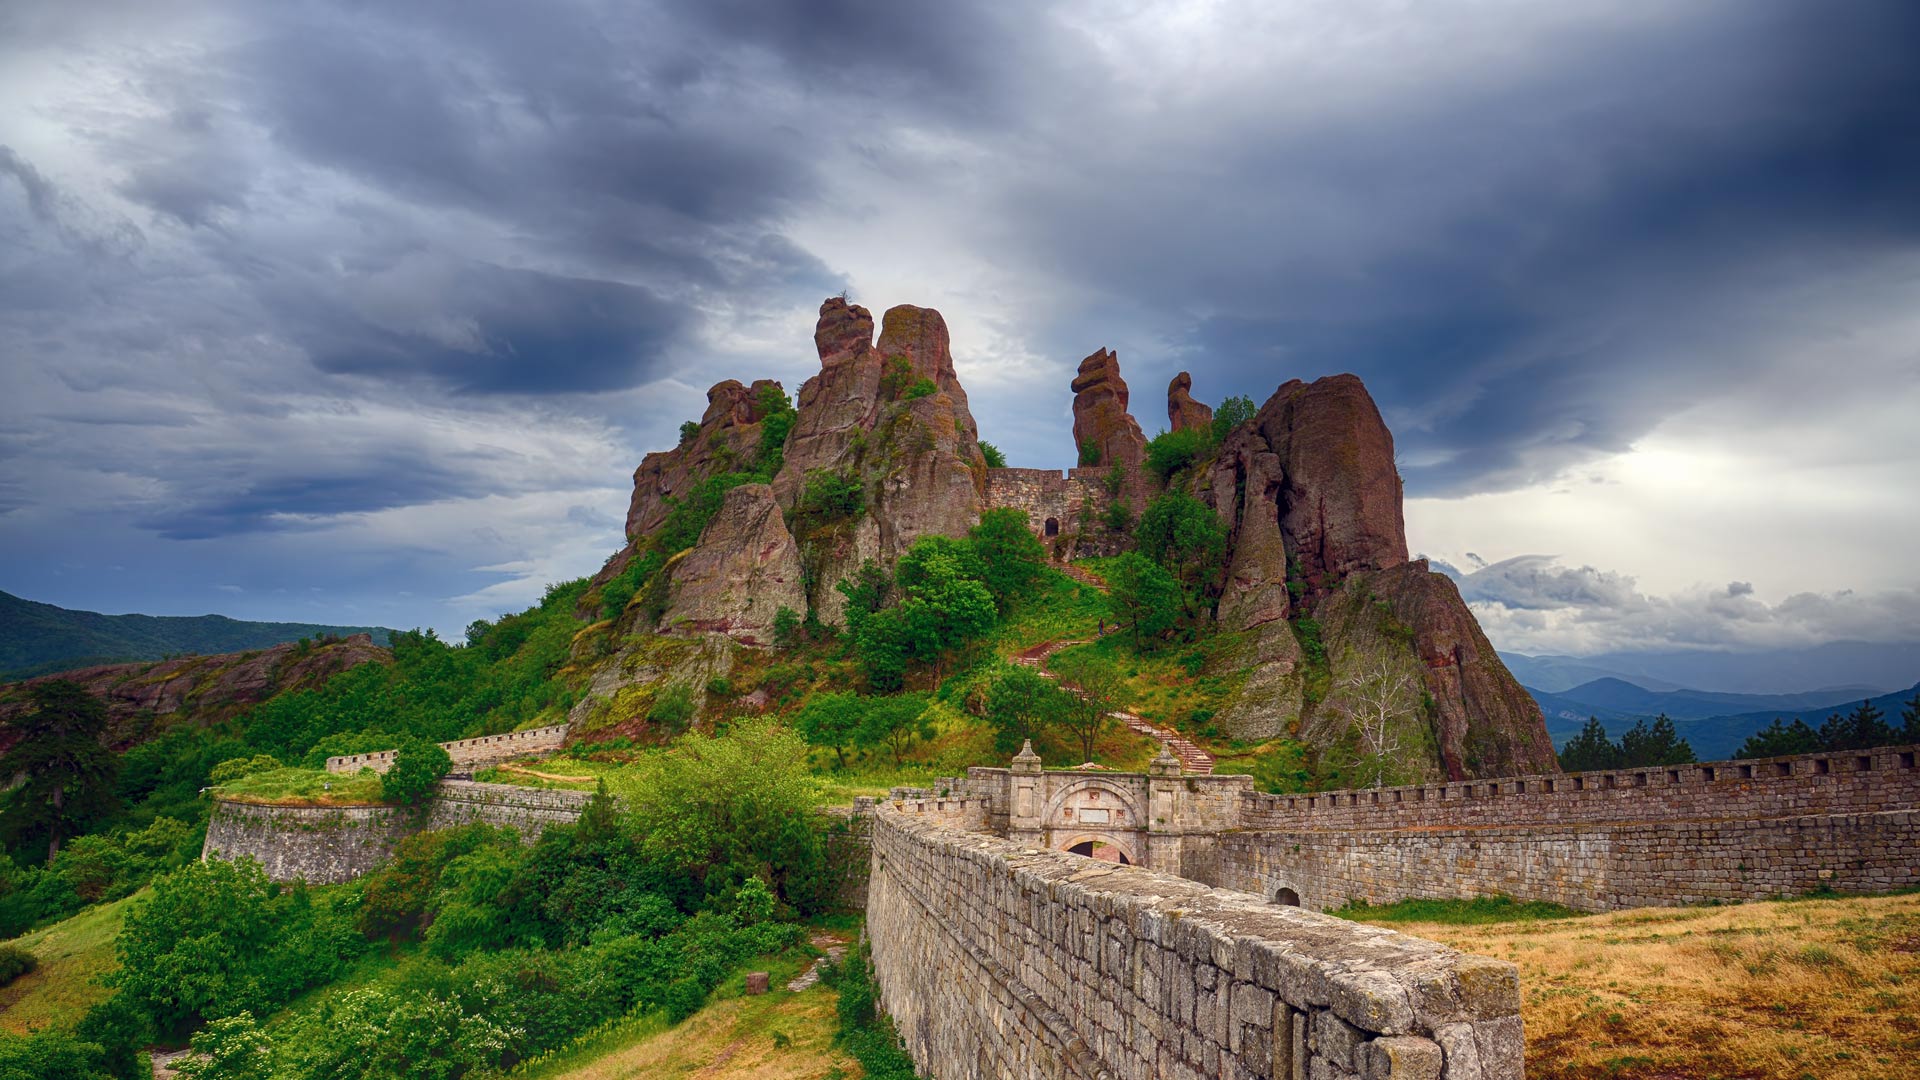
[592,378,786,589]
[1167,372,1213,433]
[656,484,806,646]
[772,298,988,622]
[1192,374,1555,779]
[1070,348,1146,474]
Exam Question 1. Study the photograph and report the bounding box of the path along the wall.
[867,795,1523,1080]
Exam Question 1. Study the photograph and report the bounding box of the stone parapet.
[325,723,570,775]
[1239,743,1920,832]
[867,801,1522,1080]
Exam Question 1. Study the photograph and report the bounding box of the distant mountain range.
[1501,642,1920,696]
[0,589,394,681]
[1529,676,1920,761]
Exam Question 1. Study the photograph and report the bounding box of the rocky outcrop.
[1070,348,1146,474]
[657,484,806,646]
[592,378,785,589]
[773,298,988,622]
[1197,375,1553,777]
[1167,371,1213,433]
[0,635,390,752]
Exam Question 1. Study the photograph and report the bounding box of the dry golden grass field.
[1355,893,1920,1080]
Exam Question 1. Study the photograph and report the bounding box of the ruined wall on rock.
[866,798,1523,1080]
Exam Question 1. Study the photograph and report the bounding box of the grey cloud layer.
[1,0,1916,644]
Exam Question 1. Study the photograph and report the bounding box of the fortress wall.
[325,723,570,775]
[1210,810,1920,913]
[204,779,592,883]
[1239,744,1920,832]
[868,798,1523,1080]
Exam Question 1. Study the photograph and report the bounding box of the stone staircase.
[1011,638,1215,775]
[1058,562,1109,593]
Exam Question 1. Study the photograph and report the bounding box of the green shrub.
[1144,426,1211,481]
[979,441,1007,468]
[678,420,701,445]
[208,754,282,785]
[903,376,937,399]
[0,943,36,986]
[1211,394,1256,441]
[772,606,802,648]
[380,737,452,806]
[649,684,697,731]
[794,469,865,525]
[1078,438,1101,466]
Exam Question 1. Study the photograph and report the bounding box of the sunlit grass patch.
[210,765,388,805]
[0,891,136,1034]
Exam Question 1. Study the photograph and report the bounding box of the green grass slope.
[0,589,395,680]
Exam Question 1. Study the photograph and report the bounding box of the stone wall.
[203,779,593,884]
[982,467,1131,559]
[326,722,570,775]
[868,797,1522,1079]
[1237,744,1920,832]
[1209,811,1920,912]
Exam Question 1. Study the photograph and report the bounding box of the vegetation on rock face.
[978,440,1007,468]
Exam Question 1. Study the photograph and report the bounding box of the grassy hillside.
[0,891,133,1035]
[1345,892,1920,1080]
[0,589,394,680]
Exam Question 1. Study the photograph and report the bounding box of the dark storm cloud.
[1000,3,1920,495]
[292,262,690,395]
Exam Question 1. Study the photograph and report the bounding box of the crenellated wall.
[203,779,594,883]
[325,723,570,775]
[867,797,1523,1080]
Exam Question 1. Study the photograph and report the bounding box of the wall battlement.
[1238,743,1920,832]
[868,799,1522,1079]
[325,722,570,775]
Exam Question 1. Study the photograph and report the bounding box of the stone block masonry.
[203,779,594,884]
[868,796,1523,1080]
[326,722,570,775]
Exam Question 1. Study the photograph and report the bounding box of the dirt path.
[785,930,851,992]
[496,762,596,783]
[1012,637,1215,775]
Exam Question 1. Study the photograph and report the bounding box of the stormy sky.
[3,0,1917,661]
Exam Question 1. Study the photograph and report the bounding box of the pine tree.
[1557,717,1621,772]
[1818,700,1894,752]
[1619,714,1696,767]
[1736,717,1819,759]
[0,680,119,860]
[1902,693,1920,744]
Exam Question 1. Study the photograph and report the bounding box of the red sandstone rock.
[592,378,782,590]
[1253,374,1407,590]
[658,483,807,647]
[1167,372,1213,433]
[1070,348,1146,475]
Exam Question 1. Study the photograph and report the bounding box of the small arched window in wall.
[1044,517,1060,537]
[1273,887,1301,907]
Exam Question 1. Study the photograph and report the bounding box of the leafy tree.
[647,684,697,732]
[1819,700,1896,752]
[678,420,701,445]
[967,508,1048,610]
[793,469,866,526]
[835,560,894,634]
[850,608,910,692]
[1210,395,1257,442]
[1104,553,1182,648]
[978,441,1007,468]
[795,692,866,768]
[884,537,997,679]
[1101,497,1134,534]
[358,824,517,940]
[857,693,935,764]
[1137,491,1228,615]
[984,665,1071,755]
[207,755,282,785]
[1618,714,1695,767]
[381,736,452,806]
[0,1028,109,1080]
[1049,652,1124,763]
[753,383,796,475]
[771,605,803,648]
[108,858,360,1035]
[627,719,828,913]
[1557,717,1622,772]
[1078,438,1101,467]
[0,680,118,860]
[1735,717,1820,759]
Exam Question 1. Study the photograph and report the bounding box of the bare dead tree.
[1331,656,1419,788]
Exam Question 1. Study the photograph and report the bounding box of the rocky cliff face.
[592,378,785,589]
[657,483,806,646]
[0,635,390,752]
[1192,375,1555,779]
[1071,349,1146,475]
